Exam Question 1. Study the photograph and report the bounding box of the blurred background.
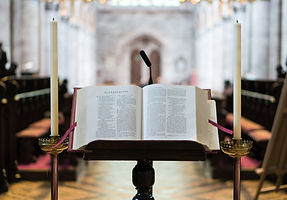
[1,0,287,199]
[0,0,286,93]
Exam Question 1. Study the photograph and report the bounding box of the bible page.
[73,85,142,150]
[196,100,220,150]
[142,84,198,140]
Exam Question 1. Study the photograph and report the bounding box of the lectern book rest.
[68,84,219,152]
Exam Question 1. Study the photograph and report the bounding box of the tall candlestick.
[51,18,59,136]
[233,21,241,139]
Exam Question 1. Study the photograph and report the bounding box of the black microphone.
[139,50,153,85]
[140,50,151,67]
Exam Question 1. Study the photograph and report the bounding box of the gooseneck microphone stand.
[131,50,155,200]
[140,50,153,85]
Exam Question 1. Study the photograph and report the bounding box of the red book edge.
[68,88,82,152]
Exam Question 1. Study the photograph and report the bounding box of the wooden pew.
[10,77,51,163]
[225,79,284,159]
[0,76,73,183]
[5,76,76,181]
[0,80,9,193]
[210,79,284,179]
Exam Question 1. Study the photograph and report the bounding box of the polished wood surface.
[84,140,207,161]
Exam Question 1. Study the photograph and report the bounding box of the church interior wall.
[0,0,97,92]
[269,0,281,79]
[193,1,234,94]
[20,0,40,74]
[1,1,287,198]
[249,0,270,79]
[96,6,193,85]
[0,0,286,94]
[192,0,286,94]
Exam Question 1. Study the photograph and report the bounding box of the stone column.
[281,0,287,67]
[20,0,40,74]
[222,21,234,82]
[0,0,11,64]
[249,0,270,79]
[67,25,79,89]
[268,0,282,79]
[244,1,252,77]
[58,18,69,82]
[11,0,23,74]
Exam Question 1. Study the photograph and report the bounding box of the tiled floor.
[1,161,287,200]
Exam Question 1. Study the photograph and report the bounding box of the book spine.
[68,88,80,151]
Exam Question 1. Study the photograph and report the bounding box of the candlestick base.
[38,136,68,200]
[220,138,253,158]
[220,138,253,200]
[38,136,68,155]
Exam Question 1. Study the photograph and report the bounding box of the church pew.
[13,77,77,180]
[225,79,283,130]
[0,75,76,186]
[1,78,22,184]
[10,77,51,163]
[210,79,284,179]
[241,79,283,130]
[5,76,77,181]
[225,113,271,143]
[0,76,62,169]
[0,81,6,169]
[231,80,283,158]
[0,80,9,193]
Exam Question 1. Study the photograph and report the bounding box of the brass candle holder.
[221,139,253,158]
[39,136,69,200]
[39,136,68,154]
[220,138,253,200]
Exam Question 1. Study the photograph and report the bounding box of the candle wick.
[236,20,238,23]
[53,18,55,21]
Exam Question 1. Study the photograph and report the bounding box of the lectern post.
[83,140,207,199]
[132,160,155,200]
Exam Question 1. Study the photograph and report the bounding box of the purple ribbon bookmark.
[52,122,77,148]
[208,119,233,135]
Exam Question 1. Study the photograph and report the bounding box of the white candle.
[233,21,241,139]
[51,18,59,136]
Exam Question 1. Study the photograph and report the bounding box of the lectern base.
[132,160,155,200]
[83,140,208,200]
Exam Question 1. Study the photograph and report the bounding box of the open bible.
[69,84,219,151]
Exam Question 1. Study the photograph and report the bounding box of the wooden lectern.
[69,86,215,199]
[83,140,208,200]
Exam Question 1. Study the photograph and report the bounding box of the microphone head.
[139,50,152,67]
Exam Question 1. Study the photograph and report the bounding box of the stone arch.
[150,50,161,83]
[115,28,169,85]
[130,49,141,85]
